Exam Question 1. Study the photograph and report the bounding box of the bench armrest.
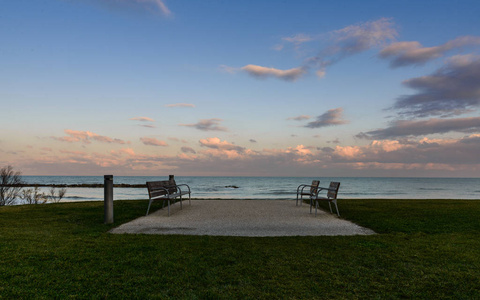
[175,183,191,194]
[298,184,318,194]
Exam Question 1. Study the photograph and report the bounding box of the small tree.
[0,165,24,206]
[20,187,48,205]
[48,187,67,203]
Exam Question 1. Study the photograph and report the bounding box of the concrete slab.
[110,200,375,237]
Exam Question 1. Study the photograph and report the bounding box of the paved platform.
[110,200,375,237]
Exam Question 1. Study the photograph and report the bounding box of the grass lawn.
[1,199,479,299]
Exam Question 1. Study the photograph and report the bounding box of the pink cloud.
[53,130,129,145]
[140,137,168,147]
[241,64,306,81]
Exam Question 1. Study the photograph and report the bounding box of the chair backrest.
[146,179,177,198]
[310,180,320,194]
[327,182,340,199]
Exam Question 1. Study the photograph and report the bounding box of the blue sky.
[1,0,480,176]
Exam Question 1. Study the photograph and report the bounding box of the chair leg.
[167,199,170,216]
[315,200,318,216]
[189,193,191,205]
[328,202,333,213]
[146,198,153,216]
[334,200,340,216]
[180,195,183,210]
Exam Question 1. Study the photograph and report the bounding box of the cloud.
[53,130,129,145]
[357,117,480,140]
[330,135,480,167]
[140,137,168,146]
[181,146,196,154]
[249,139,257,143]
[233,18,396,82]
[308,18,397,72]
[283,33,314,45]
[96,0,172,17]
[218,65,237,74]
[180,118,228,131]
[18,135,480,176]
[379,36,480,68]
[165,103,195,108]
[305,108,348,128]
[199,137,245,152]
[139,124,156,128]
[287,115,311,121]
[241,65,307,82]
[392,54,480,117]
[130,117,155,122]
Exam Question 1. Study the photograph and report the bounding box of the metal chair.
[310,182,340,216]
[296,180,320,206]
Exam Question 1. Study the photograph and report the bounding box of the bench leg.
[146,198,153,216]
[167,199,170,216]
[333,200,340,216]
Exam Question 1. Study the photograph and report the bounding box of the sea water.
[21,176,480,202]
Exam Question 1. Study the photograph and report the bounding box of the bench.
[310,181,340,216]
[296,180,320,206]
[146,175,191,216]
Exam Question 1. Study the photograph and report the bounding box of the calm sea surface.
[22,176,480,202]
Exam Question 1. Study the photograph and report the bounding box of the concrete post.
[104,175,114,224]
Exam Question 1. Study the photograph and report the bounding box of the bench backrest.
[146,179,177,198]
[327,182,340,199]
[310,180,320,194]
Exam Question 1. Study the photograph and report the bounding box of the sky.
[1,0,480,177]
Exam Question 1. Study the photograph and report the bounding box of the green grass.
[1,199,479,299]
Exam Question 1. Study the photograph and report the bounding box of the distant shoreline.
[5,184,146,188]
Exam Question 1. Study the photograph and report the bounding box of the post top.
[104,175,113,179]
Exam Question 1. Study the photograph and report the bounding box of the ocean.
[21,176,480,202]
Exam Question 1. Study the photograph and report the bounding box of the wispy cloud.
[241,65,307,82]
[165,103,195,108]
[379,36,480,68]
[53,130,130,145]
[274,33,315,52]
[392,54,480,117]
[238,18,397,82]
[287,115,311,121]
[307,18,396,76]
[180,118,228,131]
[140,137,168,146]
[130,116,156,128]
[130,117,155,122]
[97,0,172,17]
[357,117,480,140]
[199,137,245,152]
[218,65,237,74]
[181,146,196,154]
[305,108,348,128]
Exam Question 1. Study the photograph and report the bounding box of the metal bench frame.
[146,176,191,216]
[310,181,341,216]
